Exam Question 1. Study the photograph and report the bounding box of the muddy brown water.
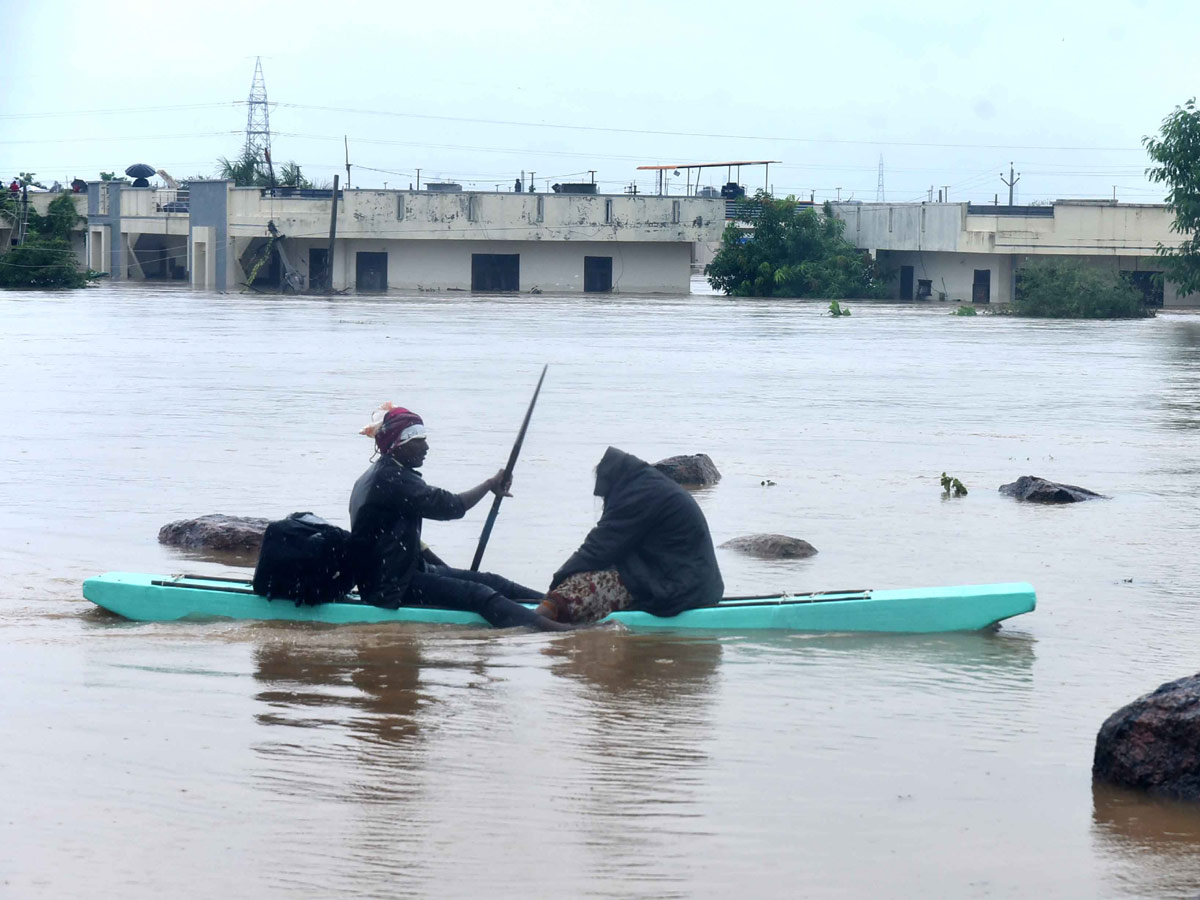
[4,283,1200,898]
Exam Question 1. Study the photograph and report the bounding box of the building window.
[605,198,613,224]
[471,253,519,292]
[536,195,544,223]
[672,200,680,224]
[396,195,405,221]
[584,256,613,292]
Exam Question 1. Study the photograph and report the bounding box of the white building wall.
[279,237,690,294]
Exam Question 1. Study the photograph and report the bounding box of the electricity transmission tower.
[876,156,885,202]
[244,57,272,161]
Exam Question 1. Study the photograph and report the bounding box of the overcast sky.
[1,0,1192,203]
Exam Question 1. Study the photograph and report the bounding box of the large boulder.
[158,514,271,551]
[1093,673,1200,801]
[999,475,1106,503]
[654,453,721,487]
[720,534,818,559]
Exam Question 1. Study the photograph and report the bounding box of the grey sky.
[2,0,1191,203]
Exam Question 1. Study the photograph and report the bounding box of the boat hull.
[82,573,1036,633]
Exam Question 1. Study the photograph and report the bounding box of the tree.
[0,193,94,289]
[17,172,45,189]
[705,192,887,299]
[216,151,313,188]
[1144,99,1200,296]
[1011,259,1152,319]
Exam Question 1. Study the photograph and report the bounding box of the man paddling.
[349,406,569,631]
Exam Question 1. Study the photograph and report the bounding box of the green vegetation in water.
[828,300,851,317]
[705,193,888,299]
[941,472,968,497]
[1011,259,1154,319]
[953,305,978,316]
[1145,98,1200,297]
[0,193,98,289]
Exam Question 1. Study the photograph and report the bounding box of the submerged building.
[77,180,724,294]
[829,200,1196,307]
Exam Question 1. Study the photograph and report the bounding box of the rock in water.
[158,514,271,551]
[999,475,1106,503]
[720,534,817,559]
[654,453,721,486]
[1093,673,1200,801]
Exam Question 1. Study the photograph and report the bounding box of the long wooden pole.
[470,365,548,571]
[325,174,339,293]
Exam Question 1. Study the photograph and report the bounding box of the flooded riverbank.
[3,284,1200,898]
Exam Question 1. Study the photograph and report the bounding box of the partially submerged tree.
[1011,259,1153,319]
[0,193,95,289]
[705,193,887,299]
[1145,99,1200,297]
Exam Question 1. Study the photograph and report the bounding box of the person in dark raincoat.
[536,446,724,624]
[350,405,569,630]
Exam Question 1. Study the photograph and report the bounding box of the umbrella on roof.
[125,163,156,179]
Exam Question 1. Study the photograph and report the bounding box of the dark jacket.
[551,447,724,617]
[349,457,466,606]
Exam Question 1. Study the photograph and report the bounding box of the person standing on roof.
[349,405,570,631]
[536,446,724,625]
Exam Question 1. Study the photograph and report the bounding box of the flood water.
[4,282,1200,898]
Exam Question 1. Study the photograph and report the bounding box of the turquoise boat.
[82,572,1035,633]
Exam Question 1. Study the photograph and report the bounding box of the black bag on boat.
[252,512,354,606]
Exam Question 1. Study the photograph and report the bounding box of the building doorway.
[309,248,329,291]
[584,256,613,292]
[899,265,914,300]
[356,251,388,292]
[972,269,991,303]
[471,253,520,292]
[1123,270,1164,307]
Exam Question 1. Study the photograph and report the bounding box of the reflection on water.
[1093,783,1200,899]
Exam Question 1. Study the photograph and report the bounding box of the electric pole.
[1001,162,1020,206]
[876,155,885,202]
[244,57,272,163]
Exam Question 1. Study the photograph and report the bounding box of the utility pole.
[876,155,885,202]
[325,174,340,294]
[836,187,841,201]
[344,136,351,189]
[1000,162,1020,206]
[941,185,950,203]
[416,168,421,191]
[928,186,934,202]
[528,171,535,192]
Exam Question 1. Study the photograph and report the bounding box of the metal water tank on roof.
[552,183,598,195]
[425,183,462,192]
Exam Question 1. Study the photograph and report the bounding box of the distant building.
[830,200,1196,307]
[80,180,725,294]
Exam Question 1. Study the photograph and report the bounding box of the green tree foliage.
[1012,259,1152,319]
[705,192,887,299]
[1145,99,1200,296]
[0,239,89,288]
[0,193,94,289]
[216,151,313,188]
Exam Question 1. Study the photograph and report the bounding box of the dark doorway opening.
[899,265,914,300]
[972,269,991,303]
[917,278,933,299]
[356,251,388,292]
[472,253,520,292]
[309,248,329,291]
[584,256,613,293]
[1123,270,1164,307]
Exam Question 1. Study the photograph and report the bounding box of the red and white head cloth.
[361,403,427,455]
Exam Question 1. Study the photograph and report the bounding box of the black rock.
[653,453,721,487]
[999,475,1106,503]
[720,534,817,559]
[158,514,271,551]
[1094,673,1200,801]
